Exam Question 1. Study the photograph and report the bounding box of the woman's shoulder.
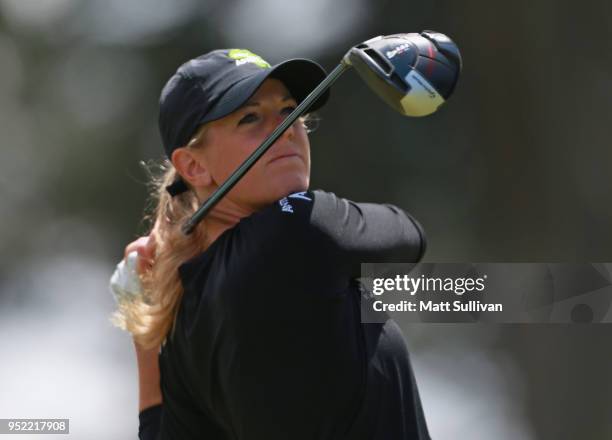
[244,189,354,229]
[177,190,330,282]
[250,190,321,220]
[238,189,331,238]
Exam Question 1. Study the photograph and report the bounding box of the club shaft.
[182,61,351,234]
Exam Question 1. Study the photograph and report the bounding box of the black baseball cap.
[159,48,329,158]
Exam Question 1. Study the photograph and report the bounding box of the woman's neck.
[202,197,255,245]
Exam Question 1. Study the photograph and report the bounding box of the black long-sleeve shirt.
[139,190,430,439]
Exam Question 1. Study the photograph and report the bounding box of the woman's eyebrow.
[243,95,293,108]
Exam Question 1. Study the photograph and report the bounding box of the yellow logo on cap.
[227,49,271,69]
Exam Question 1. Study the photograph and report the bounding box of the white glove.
[109,251,143,305]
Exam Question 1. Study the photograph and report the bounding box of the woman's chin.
[276,175,309,197]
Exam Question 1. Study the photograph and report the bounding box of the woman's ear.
[171,148,212,188]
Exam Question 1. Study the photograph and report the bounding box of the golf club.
[182,30,462,234]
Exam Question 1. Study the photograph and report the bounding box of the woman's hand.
[124,233,157,276]
[110,232,158,306]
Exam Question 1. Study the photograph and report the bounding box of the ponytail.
[112,160,209,349]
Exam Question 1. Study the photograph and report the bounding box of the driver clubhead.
[344,31,462,117]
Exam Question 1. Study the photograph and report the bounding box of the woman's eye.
[238,106,296,126]
[238,113,259,125]
[281,106,296,115]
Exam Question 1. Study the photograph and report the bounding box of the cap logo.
[227,49,271,69]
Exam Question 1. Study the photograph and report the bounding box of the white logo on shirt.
[278,192,312,214]
[279,197,293,213]
[288,191,312,202]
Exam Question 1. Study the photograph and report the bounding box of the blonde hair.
[112,127,210,349]
[112,114,317,349]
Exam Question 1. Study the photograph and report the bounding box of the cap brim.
[201,59,329,125]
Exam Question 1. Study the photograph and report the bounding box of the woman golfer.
[112,48,431,439]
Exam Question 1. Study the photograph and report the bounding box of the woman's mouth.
[268,153,300,164]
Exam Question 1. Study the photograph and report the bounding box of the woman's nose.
[269,112,295,140]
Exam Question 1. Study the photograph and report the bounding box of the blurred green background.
[1,0,611,438]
